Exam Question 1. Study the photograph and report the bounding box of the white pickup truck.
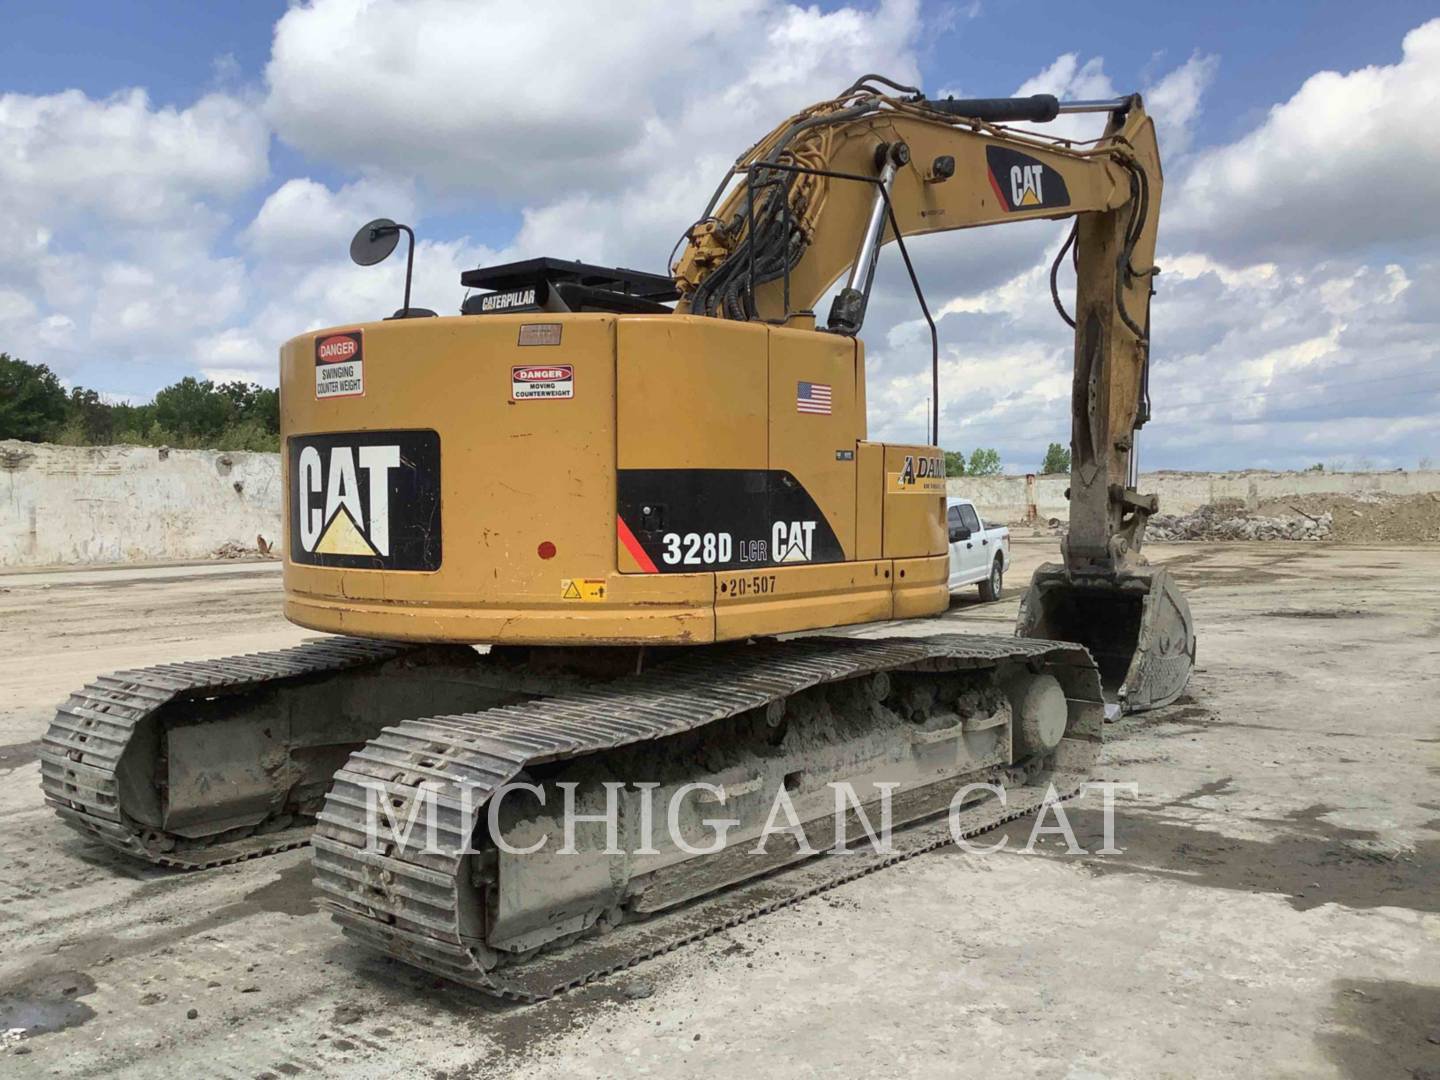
[946,497,1011,601]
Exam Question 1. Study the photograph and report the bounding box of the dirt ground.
[0,541,1436,1079]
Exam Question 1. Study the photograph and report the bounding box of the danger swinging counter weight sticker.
[315,330,364,399]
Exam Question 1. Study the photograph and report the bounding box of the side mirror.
[350,217,426,319]
[949,527,970,543]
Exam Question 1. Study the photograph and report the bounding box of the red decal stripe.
[986,167,1010,211]
[617,516,659,574]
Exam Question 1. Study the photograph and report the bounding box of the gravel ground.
[0,540,1436,1079]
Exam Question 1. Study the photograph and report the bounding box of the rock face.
[1146,501,1333,542]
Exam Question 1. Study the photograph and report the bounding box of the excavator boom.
[674,85,1195,709]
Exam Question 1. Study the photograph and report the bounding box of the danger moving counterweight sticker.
[512,364,573,400]
[315,330,364,399]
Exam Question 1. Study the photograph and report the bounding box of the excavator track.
[40,638,425,869]
[312,633,1103,1001]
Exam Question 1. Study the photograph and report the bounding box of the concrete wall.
[5,439,1439,566]
[0,441,282,567]
[950,469,1440,524]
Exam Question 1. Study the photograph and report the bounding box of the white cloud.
[0,289,38,326]
[87,255,249,350]
[3,6,1437,472]
[1171,18,1440,258]
[1004,47,1217,153]
[892,240,1440,471]
[243,176,417,263]
[194,328,268,383]
[0,85,270,392]
[0,88,268,226]
[1015,53,1114,100]
[1144,51,1219,157]
[264,0,921,217]
[265,0,748,198]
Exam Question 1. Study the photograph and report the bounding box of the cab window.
[959,506,981,533]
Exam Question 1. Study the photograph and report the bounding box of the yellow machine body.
[282,313,949,645]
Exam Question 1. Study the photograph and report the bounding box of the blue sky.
[2,0,1437,471]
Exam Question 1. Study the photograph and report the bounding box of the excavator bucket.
[1017,563,1195,713]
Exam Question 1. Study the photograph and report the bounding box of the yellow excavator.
[42,77,1194,1000]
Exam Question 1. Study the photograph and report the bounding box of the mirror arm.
[369,223,416,315]
[396,224,415,314]
[352,218,420,317]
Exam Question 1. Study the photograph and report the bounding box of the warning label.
[315,330,364,399]
[513,364,574,400]
[561,577,607,601]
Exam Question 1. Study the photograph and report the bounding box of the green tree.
[943,449,967,477]
[967,447,1002,476]
[110,401,157,442]
[153,377,235,441]
[217,382,279,434]
[64,387,117,444]
[1040,442,1071,474]
[0,353,69,441]
[0,359,278,450]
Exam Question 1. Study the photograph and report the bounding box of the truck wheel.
[978,558,1003,602]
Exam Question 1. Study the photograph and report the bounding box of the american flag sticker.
[796,380,832,415]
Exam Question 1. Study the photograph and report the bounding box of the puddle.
[985,802,1439,914]
[1319,978,1440,1080]
[0,971,97,1040]
[0,740,42,772]
[241,860,318,917]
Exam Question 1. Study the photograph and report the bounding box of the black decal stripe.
[984,145,1071,212]
[617,468,845,573]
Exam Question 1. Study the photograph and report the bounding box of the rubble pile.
[1146,500,1332,542]
[1016,489,1440,544]
[211,534,279,559]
